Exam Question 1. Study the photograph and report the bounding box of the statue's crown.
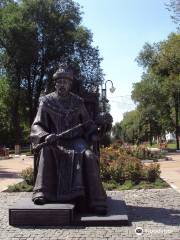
[53,65,73,80]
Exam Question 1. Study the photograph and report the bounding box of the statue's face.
[55,78,72,97]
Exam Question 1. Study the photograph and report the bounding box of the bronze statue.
[30,66,107,215]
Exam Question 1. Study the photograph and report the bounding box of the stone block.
[74,196,129,226]
[9,198,75,226]
[9,196,129,226]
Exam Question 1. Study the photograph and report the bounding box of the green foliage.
[117,180,135,190]
[123,33,180,147]
[131,74,173,144]
[0,0,104,145]
[126,178,169,190]
[166,0,180,28]
[7,166,34,192]
[102,180,118,191]
[20,167,34,185]
[0,76,12,145]
[112,109,146,144]
[152,178,170,188]
[7,181,33,192]
[112,122,122,140]
[126,160,142,184]
[102,179,169,191]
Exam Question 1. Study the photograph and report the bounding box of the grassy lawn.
[6,181,33,192]
[147,143,177,150]
[6,178,170,192]
[166,143,177,149]
[103,178,170,191]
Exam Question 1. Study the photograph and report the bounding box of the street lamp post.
[101,80,116,112]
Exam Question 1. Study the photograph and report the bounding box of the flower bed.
[100,144,161,185]
[7,144,168,192]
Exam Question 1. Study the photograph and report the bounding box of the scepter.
[33,120,91,152]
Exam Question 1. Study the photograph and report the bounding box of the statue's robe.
[30,92,106,206]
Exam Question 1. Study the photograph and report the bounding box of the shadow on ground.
[128,205,180,226]
[0,168,20,179]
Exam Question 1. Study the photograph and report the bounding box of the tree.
[134,33,180,148]
[112,122,123,141]
[0,76,11,145]
[117,110,141,144]
[166,0,180,28]
[132,73,173,142]
[153,33,180,148]
[0,0,104,145]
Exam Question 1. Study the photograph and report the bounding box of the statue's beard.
[57,87,69,97]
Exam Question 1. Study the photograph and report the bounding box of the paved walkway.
[0,154,180,239]
[0,155,33,191]
[158,152,180,193]
[0,189,180,240]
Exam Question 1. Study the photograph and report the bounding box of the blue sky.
[76,0,177,123]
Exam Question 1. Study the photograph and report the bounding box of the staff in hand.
[34,121,90,152]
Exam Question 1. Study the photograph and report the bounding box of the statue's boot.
[32,191,47,205]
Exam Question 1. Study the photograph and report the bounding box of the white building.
[165,132,176,141]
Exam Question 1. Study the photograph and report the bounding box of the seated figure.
[30,65,107,215]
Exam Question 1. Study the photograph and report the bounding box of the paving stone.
[0,190,180,240]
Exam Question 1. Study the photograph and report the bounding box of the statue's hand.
[45,134,58,144]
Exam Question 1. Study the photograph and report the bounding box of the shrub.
[125,160,142,184]
[100,145,144,184]
[7,181,33,192]
[102,180,118,190]
[145,163,161,182]
[120,144,165,160]
[100,144,161,184]
[20,167,34,185]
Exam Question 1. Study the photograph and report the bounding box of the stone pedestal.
[9,199,74,226]
[75,196,129,226]
[9,196,129,226]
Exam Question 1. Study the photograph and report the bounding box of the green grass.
[146,142,176,149]
[103,178,170,191]
[6,178,170,192]
[6,181,33,192]
[166,143,176,149]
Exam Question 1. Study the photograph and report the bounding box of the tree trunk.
[149,122,153,146]
[10,92,21,145]
[9,72,21,145]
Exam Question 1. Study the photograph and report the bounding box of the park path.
[159,152,180,193]
[0,155,33,192]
